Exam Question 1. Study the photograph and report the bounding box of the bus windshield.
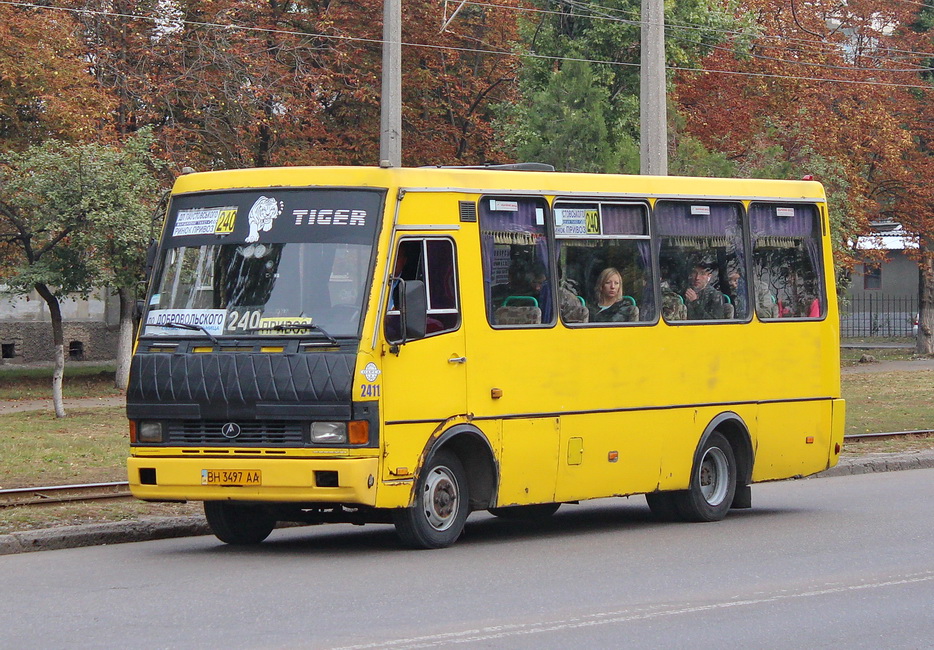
[143,188,384,339]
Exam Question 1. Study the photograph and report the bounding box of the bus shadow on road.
[172,499,815,557]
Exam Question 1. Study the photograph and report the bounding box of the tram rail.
[844,429,934,440]
[0,481,131,508]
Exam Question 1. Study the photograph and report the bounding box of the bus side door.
[379,236,467,468]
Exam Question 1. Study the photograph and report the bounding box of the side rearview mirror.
[400,280,428,342]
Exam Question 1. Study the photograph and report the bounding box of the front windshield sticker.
[257,316,313,334]
[173,206,238,237]
[146,309,226,335]
[246,196,284,243]
[292,208,367,227]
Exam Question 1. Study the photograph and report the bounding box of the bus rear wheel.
[676,432,737,522]
[393,450,469,549]
[204,501,277,545]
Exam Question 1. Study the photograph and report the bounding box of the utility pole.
[380,0,402,167]
[640,0,667,176]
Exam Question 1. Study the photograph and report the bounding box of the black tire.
[204,501,277,545]
[674,432,737,522]
[393,450,469,549]
[488,503,561,520]
[645,491,683,521]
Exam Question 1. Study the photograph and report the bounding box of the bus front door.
[379,236,468,480]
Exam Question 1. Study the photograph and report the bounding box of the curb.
[815,449,934,478]
[3,452,934,556]
[0,516,209,556]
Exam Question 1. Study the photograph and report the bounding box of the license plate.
[201,469,262,486]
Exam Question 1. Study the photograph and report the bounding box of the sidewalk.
[842,357,934,374]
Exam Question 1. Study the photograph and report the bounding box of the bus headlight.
[310,422,347,444]
[138,421,164,443]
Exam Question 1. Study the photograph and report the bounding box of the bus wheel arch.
[684,413,752,520]
[392,424,498,549]
[706,412,754,509]
[425,424,498,511]
[393,448,470,549]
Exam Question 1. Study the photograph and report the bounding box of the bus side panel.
[379,422,433,487]
[650,408,704,492]
[650,405,761,493]
[554,411,663,502]
[496,417,558,507]
[752,400,836,481]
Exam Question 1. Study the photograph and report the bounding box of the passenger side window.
[750,203,824,320]
[655,201,747,322]
[554,202,654,325]
[384,237,460,339]
[479,197,554,327]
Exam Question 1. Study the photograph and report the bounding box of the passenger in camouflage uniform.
[684,263,725,320]
[661,284,687,321]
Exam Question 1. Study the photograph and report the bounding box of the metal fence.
[839,294,917,338]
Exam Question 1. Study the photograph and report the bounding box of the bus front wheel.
[393,450,469,549]
[677,432,737,522]
[204,501,277,545]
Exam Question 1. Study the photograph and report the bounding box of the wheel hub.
[699,446,729,506]
[423,466,459,531]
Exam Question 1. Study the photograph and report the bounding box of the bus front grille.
[167,421,305,446]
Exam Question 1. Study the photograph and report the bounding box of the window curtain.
[479,198,553,319]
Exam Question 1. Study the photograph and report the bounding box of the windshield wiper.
[156,321,220,344]
[245,323,340,346]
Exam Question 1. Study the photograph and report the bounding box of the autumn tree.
[72,0,523,169]
[675,0,934,353]
[0,135,163,415]
[0,3,115,148]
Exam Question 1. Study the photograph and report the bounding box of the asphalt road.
[2,468,933,649]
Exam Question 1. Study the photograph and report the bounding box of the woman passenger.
[589,267,638,323]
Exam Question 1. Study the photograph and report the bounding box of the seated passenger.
[726,267,747,318]
[661,282,687,321]
[684,262,726,320]
[588,267,638,323]
[559,277,589,323]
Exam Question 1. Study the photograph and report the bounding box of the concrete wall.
[0,289,120,364]
[847,250,919,300]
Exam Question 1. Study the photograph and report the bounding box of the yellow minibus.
[127,165,845,548]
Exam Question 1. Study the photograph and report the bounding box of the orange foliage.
[0,4,115,148]
[675,0,933,263]
[70,0,522,170]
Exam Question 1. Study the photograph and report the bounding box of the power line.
[460,0,934,67]
[2,0,933,90]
